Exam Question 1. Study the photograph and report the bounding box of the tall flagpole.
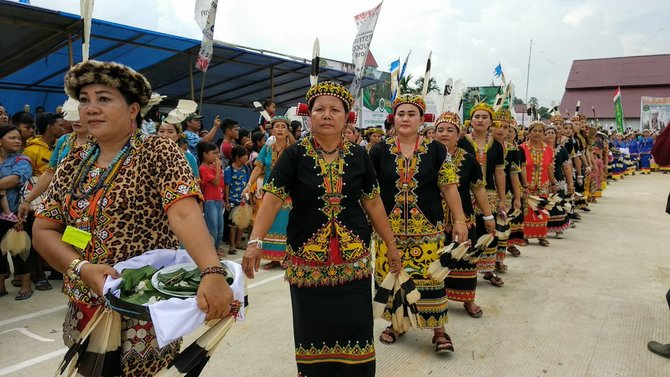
[523,39,533,126]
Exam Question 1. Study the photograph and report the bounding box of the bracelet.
[482,214,495,221]
[200,266,226,278]
[386,239,397,246]
[74,260,90,276]
[67,258,86,279]
[454,219,467,225]
[247,238,263,249]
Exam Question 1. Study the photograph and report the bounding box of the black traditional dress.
[458,135,505,273]
[508,145,526,246]
[370,137,458,330]
[443,147,484,302]
[497,141,521,261]
[263,137,379,377]
[572,135,588,209]
[547,144,571,233]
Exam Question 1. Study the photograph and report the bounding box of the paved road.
[1,173,669,377]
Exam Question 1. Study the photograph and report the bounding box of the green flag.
[613,87,625,133]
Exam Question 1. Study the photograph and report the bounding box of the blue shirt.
[184,130,200,156]
[224,164,250,206]
[184,151,200,179]
[0,153,33,213]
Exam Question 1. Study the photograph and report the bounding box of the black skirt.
[290,276,375,377]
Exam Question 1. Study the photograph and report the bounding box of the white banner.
[349,1,383,99]
[194,0,218,72]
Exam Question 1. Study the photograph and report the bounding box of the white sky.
[22,0,670,107]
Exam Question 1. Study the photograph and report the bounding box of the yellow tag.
[62,226,92,249]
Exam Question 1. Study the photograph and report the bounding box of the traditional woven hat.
[64,60,152,107]
[528,120,546,132]
[270,115,291,126]
[61,97,80,122]
[305,81,354,112]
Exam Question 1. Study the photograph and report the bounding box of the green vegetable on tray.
[117,262,233,303]
[119,266,170,305]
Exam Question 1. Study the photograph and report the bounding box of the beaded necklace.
[311,137,345,218]
[69,138,132,200]
[64,135,135,248]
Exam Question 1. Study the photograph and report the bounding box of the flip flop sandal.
[379,326,403,345]
[483,273,504,287]
[11,279,20,288]
[538,239,550,247]
[432,332,454,354]
[495,262,508,273]
[15,290,33,301]
[463,303,483,318]
[35,280,53,291]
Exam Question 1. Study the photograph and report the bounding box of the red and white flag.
[194,0,218,72]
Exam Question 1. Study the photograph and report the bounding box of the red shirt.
[199,164,225,201]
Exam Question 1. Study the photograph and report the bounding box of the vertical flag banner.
[195,0,218,72]
[349,1,383,100]
[613,87,625,133]
[80,0,95,62]
[389,58,400,101]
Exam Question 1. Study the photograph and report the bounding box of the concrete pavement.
[1,172,669,376]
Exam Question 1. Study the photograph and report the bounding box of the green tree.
[528,97,539,107]
[398,74,441,95]
[513,97,524,105]
[413,77,441,95]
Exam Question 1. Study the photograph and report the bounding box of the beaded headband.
[305,81,354,112]
[550,113,564,125]
[494,108,513,122]
[528,120,546,131]
[270,115,291,126]
[435,111,462,130]
[364,127,384,136]
[469,102,495,119]
[392,94,427,113]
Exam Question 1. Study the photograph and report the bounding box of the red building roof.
[560,54,670,118]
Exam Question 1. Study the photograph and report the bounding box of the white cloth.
[103,249,246,348]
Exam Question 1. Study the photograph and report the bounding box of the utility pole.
[522,39,533,126]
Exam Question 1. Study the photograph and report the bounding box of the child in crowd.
[198,142,225,255]
[224,145,250,255]
[219,118,240,171]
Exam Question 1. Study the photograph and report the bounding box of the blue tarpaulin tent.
[0,0,377,127]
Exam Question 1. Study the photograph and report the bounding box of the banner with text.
[349,2,383,100]
[194,0,218,72]
[640,96,670,132]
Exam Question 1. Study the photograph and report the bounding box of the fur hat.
[64,60,152,108]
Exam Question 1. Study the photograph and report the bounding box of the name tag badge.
[62,226,92,249]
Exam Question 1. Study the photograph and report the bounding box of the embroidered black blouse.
[458,135,505,191]
[263,137,380,287]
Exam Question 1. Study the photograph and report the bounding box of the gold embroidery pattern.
[295,341,375,365]
[361,183,380,201]
[263,179,289,201]
[285,254,372,287]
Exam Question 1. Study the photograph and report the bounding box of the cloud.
[562,4,595,27]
